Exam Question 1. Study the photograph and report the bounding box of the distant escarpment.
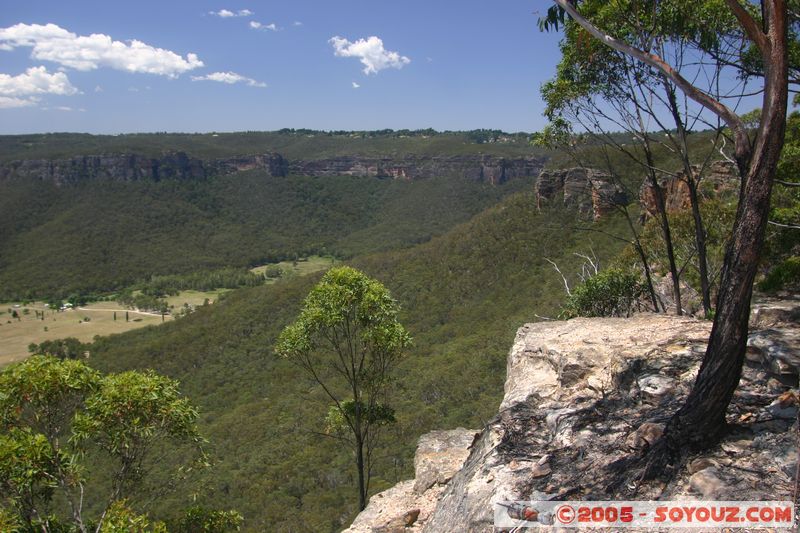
[639,160,739,219]
[0,153,288,185]
[0,152,546,186]
[287,155,544,184]
[535,167,628,220]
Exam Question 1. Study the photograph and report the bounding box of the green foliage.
[758,256,800,292]
[171,506,243,533]
[72,370,203,475]
[277,266,411,508]
[28,337,87,360]
[0,356,206,530]
[100,500,168,533]
[0,171,535,300]
[562,268,645,318]
[139,267,266,296]
[0,131,540,163]
[86,192,631,531]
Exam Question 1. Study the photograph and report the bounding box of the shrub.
[562,268,644,318]
[758,256,800,292]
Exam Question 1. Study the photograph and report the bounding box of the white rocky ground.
[344,298,800,532]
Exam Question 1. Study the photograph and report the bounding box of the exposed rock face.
[346,299,800,532]
[0,152,288,185]
[413,429,478,494]
[288,155,544,184]
[421,310,798,532]
[639,160,739,219]
[342,429,476,533]
[534,167,628,220]
[0,153,544,186]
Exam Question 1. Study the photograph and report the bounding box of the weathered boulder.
[342,428,476,533]
[413,429,477,494]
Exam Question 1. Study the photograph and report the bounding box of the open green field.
[0,302,167,365]
[250,255,337,281]
[164,289,231,308]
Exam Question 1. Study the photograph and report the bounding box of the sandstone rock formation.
[0,153,545,186]
[534,167,628,220]
[0,152,288,185]
[639,160,739,219]
[342,429,477,533]
[288,155,544,185]
[345,300,800,532]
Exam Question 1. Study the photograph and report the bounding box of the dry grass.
[0,302,167,366]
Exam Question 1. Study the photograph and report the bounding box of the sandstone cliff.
[639,160,739,219]
[345,300,799,532]
[288,155,543,185]
[535,167,628,220]
[0,152,545,186]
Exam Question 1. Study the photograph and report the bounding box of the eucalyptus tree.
[538,2,751,316]
[542,0,790,476]
[0,356,205,532]
[276,266,412,510]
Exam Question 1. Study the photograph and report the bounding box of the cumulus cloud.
[210,9,253,17]
[329,35,410,75]
[191,71,266,87]
[0,23,203,77]
[293,21,303,27]
[0,66,78,107]
[352,81,360,89]
[250,21,278,31]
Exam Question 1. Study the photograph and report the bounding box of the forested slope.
[87,191,630,531]
[0,171,533,299]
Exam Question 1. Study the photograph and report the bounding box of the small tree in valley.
[275,267,411,511]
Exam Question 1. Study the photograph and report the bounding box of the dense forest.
[0,168,534,300]
[85,194,631,531]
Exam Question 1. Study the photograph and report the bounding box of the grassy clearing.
[0,302,165,366]
[250,255,337,281]
[164,289,230,308]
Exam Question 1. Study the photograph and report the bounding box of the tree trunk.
[355,433,366,510]
[647,165,683,315]
[686,174,713,314]
[645,1,788,475]
[664,80,711,315]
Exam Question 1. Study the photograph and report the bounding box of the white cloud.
[210,9,253,17]
[352,81,360,89]
[0,96,35,108]
[250,21,278,31]
[293,21,303,27]
[94,85,103,92]
[191,71,266,87]
[0,66,78,97]
[329,36,410,75]
[0,23,203,78]
[0,66,78,108]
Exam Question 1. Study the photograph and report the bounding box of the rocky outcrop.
[534,167,628,220]
[0,152,288,185]
[346,300,800,532]
[0,153,544,186]
[343,429,477,533]
[288,155,544,184]
[639,160,739,219]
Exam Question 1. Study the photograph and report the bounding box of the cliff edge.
[346,302,799,532]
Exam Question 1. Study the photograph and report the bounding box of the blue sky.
[0,1,563,134]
